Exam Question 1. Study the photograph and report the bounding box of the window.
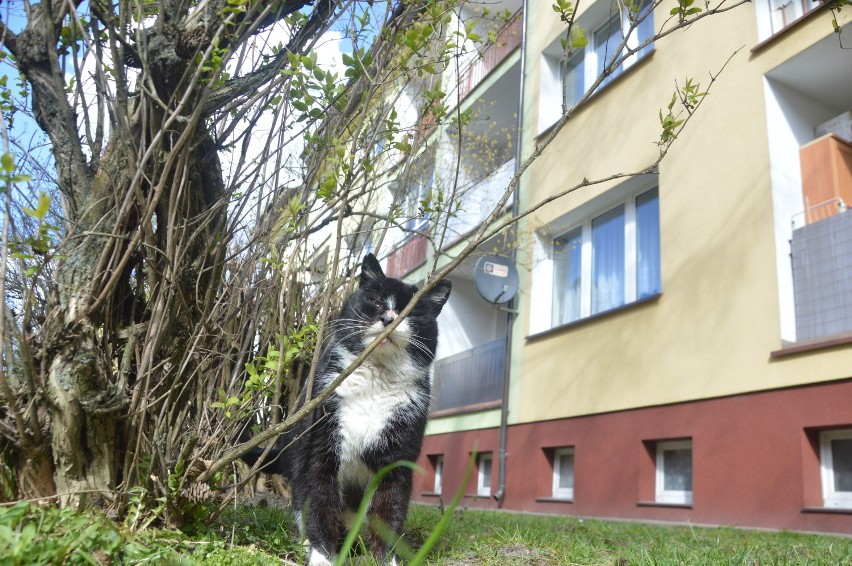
[820,429,852,509]
[655,440,693,505]
[477,453,493,497]
[550,187,660,327]
[433,455,444,495]
[567,0,655,107]
[768,0,820,35]
[539,0,655,132]
[552,447,575,500]
[564,50,585,110]
[402,181,431,233]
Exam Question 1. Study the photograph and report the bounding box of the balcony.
[443,157,515,249]
[791,209,852,341]
[386,234,428,278]
[457,9,522,102]
[431,338,506,413]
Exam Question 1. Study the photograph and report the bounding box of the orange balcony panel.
[800,133,852,224]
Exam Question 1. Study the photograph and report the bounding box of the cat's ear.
[424,280,452,312]
[360,253,384,286]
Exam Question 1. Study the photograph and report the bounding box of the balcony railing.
[791,209,852,341]
[443,157,515,249]
[432,338,506,413]
[457,10,523,101]
[386,234,428,278]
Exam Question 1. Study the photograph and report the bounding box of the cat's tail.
[236,422,292,477]
[240,443,290,477]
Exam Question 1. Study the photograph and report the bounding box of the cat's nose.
[380,311,398,326]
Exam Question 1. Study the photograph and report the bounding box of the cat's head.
[338,254,451,362]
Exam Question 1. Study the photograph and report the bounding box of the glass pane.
[557,453,574,489]
[636,0,654,58]
[663,448,692,491]
[481,456,492,487]
[832,438,852,492]
[553,228,583,325]
[564,52,585,108]
[595,14,623,86]
[592,205,625,314]
[636,188,661,299]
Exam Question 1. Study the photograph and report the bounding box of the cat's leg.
[298,476,344,566]
[366,467,412,565]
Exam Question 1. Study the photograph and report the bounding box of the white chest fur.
[331,348,425,483]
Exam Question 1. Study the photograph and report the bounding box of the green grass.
[0,499,850,565]
[0,500,291,565]
[405,505,852,565]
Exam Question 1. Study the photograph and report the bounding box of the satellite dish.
[473,255,519,304]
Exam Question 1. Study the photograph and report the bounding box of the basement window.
[820,429,852,509]
[656,440,693,505]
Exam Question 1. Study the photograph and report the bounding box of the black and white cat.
[243,254,451,565]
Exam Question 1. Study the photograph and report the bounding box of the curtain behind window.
[592,205,625,314]
[637,188,661,299]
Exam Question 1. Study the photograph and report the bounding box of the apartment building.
[377,0,852,534]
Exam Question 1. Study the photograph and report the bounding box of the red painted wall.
[414,379,852,534]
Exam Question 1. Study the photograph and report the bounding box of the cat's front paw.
[307,547,334,566]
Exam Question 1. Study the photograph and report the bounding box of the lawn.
[0,499,850,565]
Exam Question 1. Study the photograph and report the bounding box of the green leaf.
[22,192,50,220]
[1,152,15,173]
[319,175,337,197]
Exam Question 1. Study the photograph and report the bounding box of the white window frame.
[754,0,821,41]
[530,176,660,334]
[477,453,493,497]
[534,183,659,332]
[820,429,852,509]
[655,440,693,505]
[552,447,575,500]
[433,455,444,495]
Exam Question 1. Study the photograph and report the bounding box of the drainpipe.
[494,0,528,507]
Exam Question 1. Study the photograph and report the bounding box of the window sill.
[770,331,852,358]
[420,492,442,498]
[802,506,852,515]
[464,493,493,500]
[430,400,502,418]
[637,501,692,509]
[527,293,662,341]
[536,497,574,504]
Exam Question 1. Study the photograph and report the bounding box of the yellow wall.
[514,5,852,424]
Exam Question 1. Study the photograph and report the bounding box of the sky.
[0,0,353,215]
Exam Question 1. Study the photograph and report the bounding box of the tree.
[0,0,756,528]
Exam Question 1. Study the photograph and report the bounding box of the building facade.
[378,0,852,534]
